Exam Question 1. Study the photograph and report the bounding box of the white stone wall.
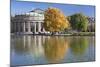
[11,9,45,34]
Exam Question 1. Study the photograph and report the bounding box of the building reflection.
[12,35,44,58]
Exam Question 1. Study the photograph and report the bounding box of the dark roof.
[30,8,44,12]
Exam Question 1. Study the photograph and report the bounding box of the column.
[34,22,36,34]
[40,22,42,32]
[23,22,26,33]
[38,22,41,32]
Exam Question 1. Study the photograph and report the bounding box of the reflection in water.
[43,36,69,63]
[12,35,44,58]
[11,35,95,66]
[12,36,31,54]
[70,37,88,56]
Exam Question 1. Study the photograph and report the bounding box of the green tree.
[43,7,70,33]
[70,13,88,32]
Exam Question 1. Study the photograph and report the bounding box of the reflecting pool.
[11,35,95,66]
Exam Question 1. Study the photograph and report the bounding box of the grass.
[71,32,95,36]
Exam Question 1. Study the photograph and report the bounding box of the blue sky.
[11,0,95,17]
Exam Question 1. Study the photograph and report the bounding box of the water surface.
[11,35,95,66]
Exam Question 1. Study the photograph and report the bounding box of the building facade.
[87,17,95,32]
[11,9,45,34]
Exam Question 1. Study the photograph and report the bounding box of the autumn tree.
[69,13,88,32]
[43,7,70,33]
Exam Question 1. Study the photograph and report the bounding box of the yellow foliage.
[43,7,70,32]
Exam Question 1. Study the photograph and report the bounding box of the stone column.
[23,22,26,33]
[40,22,42,32]
[34,22,36,34]
[38,22,41,32]
[37,22,39,32]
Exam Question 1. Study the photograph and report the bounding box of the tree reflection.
[43,36,69,63]
[70,37,89,56]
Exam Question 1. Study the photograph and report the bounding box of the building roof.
[30,8,44,13]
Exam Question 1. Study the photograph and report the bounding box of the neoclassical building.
[11,9,45,34]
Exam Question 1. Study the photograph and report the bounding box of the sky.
[11,0,95,17]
